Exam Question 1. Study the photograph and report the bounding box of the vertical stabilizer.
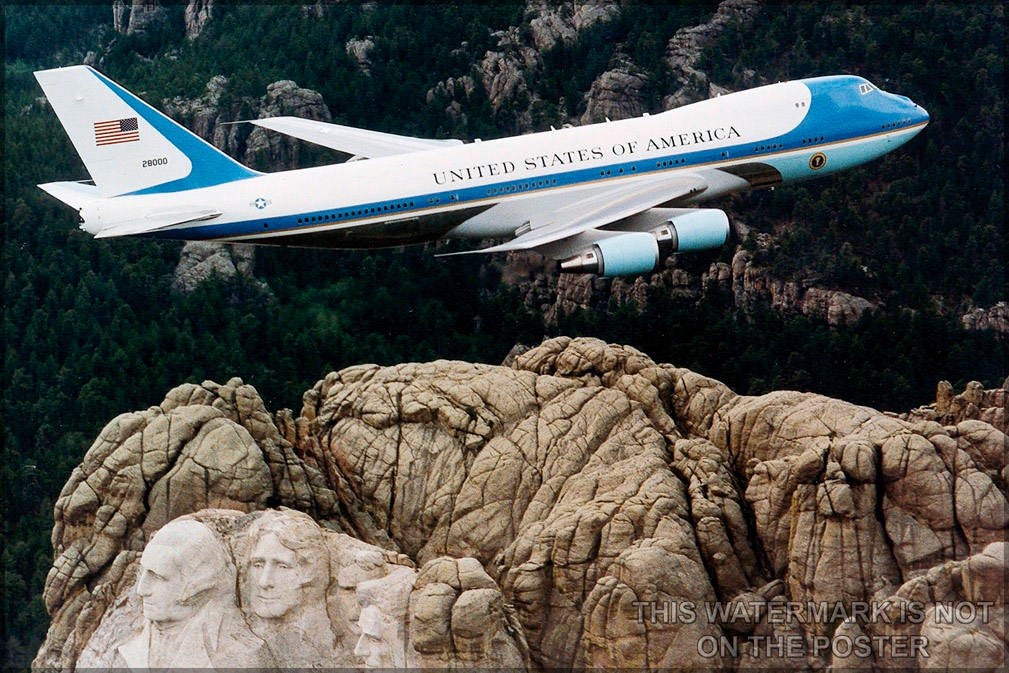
[34,65,259,197]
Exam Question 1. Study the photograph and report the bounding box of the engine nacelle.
[662,208,730,253]
[559,209,730,277]
[559,232,659,277]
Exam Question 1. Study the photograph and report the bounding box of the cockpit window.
[858,82,877,95]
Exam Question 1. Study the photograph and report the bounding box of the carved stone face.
[353,605,389,668]
[136,544,196,625]
[249,532,307,619]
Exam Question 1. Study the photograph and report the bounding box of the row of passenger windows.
[882,119,911,129]
[599,166,637,177]
[297,201,417,224]
[295,140,809,224]
[485,179,558,196]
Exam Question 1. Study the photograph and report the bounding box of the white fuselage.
[86,75,929,249]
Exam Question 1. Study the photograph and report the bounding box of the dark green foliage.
[5,5,110,64]
[558,283,1004,411]
[700,3,1005,305]
[2,4,1006,666]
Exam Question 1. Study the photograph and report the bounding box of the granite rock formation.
[183,0,213,40]
[663,0,761,109]
[429,0,621,129]
[112,0,167,36]
[579,54,649,124]
[903,379,1008,436]
[963,302,1009,335]
[171,240,264,295]
[34,338,1007,670]
[112,0,213,39]
[505,244,882,328]
[346,36,376,75]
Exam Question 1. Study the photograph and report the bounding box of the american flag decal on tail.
[94,117,139,146]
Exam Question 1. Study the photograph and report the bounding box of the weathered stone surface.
[113,0,168,36]
[527,0,620,52]
[114,0,208,38]
[904,379,1007,434]
[34,338,1007,670]
[184,0,213,39]
[505,242,883,331]
[346,36,376,74]
[580,56,649,123]
[828,541,1008,671]
[411,557,529,667]
[962,301,1009,334]
[429,0,621,128]
[732,249,879,326]
[172,241,263,294]
[663,0,761,109]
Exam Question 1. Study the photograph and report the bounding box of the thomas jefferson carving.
[244,509,343,666]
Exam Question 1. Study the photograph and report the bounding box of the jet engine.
[560,208,730,276]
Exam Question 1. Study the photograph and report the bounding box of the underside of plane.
[34,66,928,277]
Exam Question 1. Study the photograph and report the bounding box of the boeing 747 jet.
[35,65,928,276]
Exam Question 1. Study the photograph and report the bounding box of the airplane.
[34,65,928,277]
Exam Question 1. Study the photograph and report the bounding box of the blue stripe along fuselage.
[154,75,928,243]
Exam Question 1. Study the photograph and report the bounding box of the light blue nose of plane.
[899,94,929,126]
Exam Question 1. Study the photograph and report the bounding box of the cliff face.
[33,338,1007,671]
[112,0,213,39]
[503,246,883,328]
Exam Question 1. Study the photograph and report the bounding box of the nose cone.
[907,101,930,141]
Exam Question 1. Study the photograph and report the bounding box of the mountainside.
[32,338,1008,670]
[2,2,1005,666]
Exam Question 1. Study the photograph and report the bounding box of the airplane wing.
[94,209,222,238]
[443,172,708,257]
[249,117,463,158]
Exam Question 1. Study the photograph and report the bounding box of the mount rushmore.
[32,337,1007,670]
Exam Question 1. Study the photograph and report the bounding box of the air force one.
[34,65,928,276]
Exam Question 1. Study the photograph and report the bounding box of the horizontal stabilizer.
[38,181,101,209]
[249,117,463,157]
[94,209,221,238]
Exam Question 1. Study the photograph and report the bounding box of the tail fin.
[34,65,259,197]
